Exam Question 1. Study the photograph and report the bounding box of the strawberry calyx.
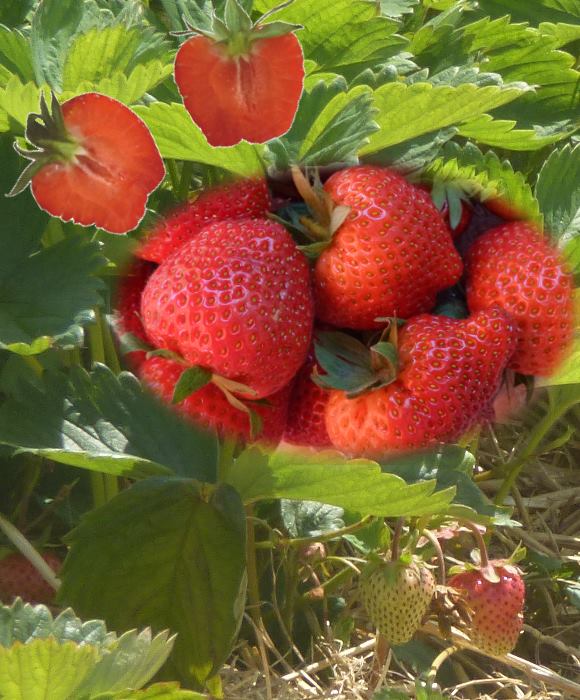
[290,166,351,256]
[180,0,301,59]
[313,328,399,398]
[8,91,84,198]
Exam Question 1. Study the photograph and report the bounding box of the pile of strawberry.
[116,165,574,456]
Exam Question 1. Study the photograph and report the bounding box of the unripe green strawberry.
[360,558,435,644]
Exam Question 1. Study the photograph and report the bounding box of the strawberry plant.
[0,0,579,697]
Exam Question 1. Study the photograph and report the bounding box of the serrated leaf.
[281,500,345,538]
[0,76,49,134]
[539,21,580,47]
[362,82,525,155]
[382,446,512,523]
[0,26,35,88]
[0,233,105,355]
[0,599,113,648]
[380,0,419,17]
[133,102,265,177]
[0,364,218,481]
[226,447,455,517]
[59,479,247,688]
[0,637,99,700]
[458,114,575,150]
[473,0,580,26]
[423,141,542,223]
[75,629,175,697]
[256,0,406,77]
[62,25,171,91]
[535,143,580,241]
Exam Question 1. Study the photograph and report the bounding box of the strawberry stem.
[422,529,446,585]
[390,517,404,561]
[0,512,61,592]
[425,644,458,691]
[461,520,499,582]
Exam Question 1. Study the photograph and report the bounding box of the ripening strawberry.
[136,178,271,263]
[141,218,314,399]
[0,552,61,605]
[360,558,435,644]
[314,166,463,329]
[174,3,304,147]
[466,222,574,376]
[9,93,164,234]
[325,307,516,457]
[284,353,332,448]
[139,355,289,443]
[448,564,525,655]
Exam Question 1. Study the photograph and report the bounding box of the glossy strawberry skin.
[31,93,164,234]
[284,354,332,448]
[466,222,574,376]
[139,355,289,443]
[448,566,525,655]
[175,34,304,147]
[314,167,463,330]
[141,218,314,399]
[0,552,61,605]
[325,307,516,457]
[136,178,271,264]
[441,200,472,238]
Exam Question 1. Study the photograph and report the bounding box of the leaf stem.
[425,644,458,690]
[390,517,404,561]
[245,505,263,630]
[422,529,446,585]
[0,512,61,591]
[100,312,122,374]
[253,515,373,550]
[495,399,574,505]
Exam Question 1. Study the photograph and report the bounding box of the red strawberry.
[139,355,289,443]
[284,353,332,448]
[9,93,164,234]
[0,552,61,605]
[141,218,314,399]
[448,565,525,655]
[325,307,516,457]
[440,199,472,238]
[115,259,157,370]
[466,222,574,376]
[314,166,463,329]
[136,178,271,263]
[174,11,304,147]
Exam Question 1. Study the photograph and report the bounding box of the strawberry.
[284,353,332,448]
[141,218,314,399]
[115,259,157,371]
[360,558,435,644]
[465,222,574,376]
[440,198,472,238]
[139,355,289,443]
[325,307,516,457]
[448,564,525,655]
[9,92,164,234]
[313,166,463,329]
[0,552,61,605]
[136,178,271,264]
[174,4,304,146]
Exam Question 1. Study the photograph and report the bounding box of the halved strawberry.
[9,93,165,234]
[136,178,271,263]
[174,3,304,146]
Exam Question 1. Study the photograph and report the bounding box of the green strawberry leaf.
[471,0,580,26]
[0,0,36,27]
[423,141,542,224]
[267,78,378,169]
[280,500,345,538]
[362,82,526,156]
[382,446,515,524]
[96,684,206,700]
[0,364,218,481]
[535,143,580,243]
[133,102,265,177]
[0,26,35,88]
[226,447,455,517]
[59,479,247,689]
[0,599,176,699]
[379,0,420,18]
[172,366,213,404]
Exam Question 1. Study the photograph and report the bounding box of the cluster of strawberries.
[117,165,574,457]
